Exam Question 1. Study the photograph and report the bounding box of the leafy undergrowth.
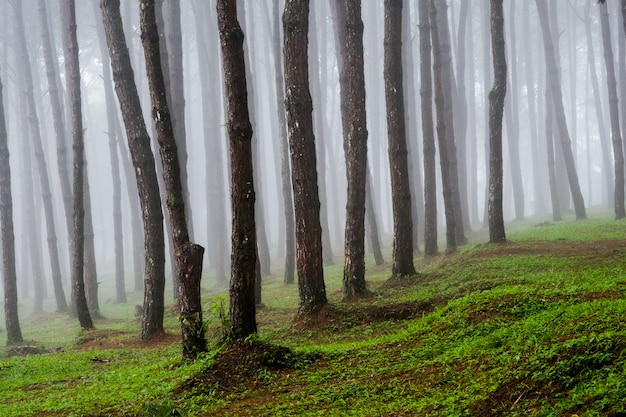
[2,216,626,416]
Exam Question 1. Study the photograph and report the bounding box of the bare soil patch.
[475,239,626,259]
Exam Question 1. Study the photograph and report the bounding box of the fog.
[0,0,624,311]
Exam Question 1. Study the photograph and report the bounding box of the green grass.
[2,216,626,416]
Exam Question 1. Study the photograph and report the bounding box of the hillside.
[2,216,626,416]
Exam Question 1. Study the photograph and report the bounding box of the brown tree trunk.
[430,0,456,252]
[599,1,626,219]
[333,0,369,298]
[64,0,94,330]
[217,0,258,338]
[384,0,416,277]
[283,0,328,313]
[140,0,206,358]
[271,0,296,285]
[0,65,23,343]
[92,0,126,303]
[100,0,166,341]
[419,0,438,257]
[488,0,506,244]
[535,0,586,220]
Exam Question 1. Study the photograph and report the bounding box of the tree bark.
[64,0,94,330]
[535,0,586,219]
[384,0,416,277]
[100,0,166,341]
[140,0,206,357]
[0,65,23,343]
[419,0,438,257]
[271,0,296,285]
[430,0,456,252]
[488,0,506,244]
[217,0,258,338]
[599,1,626,219]
[283,0,328,313]
[333,0,369,298]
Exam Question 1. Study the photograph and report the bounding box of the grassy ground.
[2,215,626,416]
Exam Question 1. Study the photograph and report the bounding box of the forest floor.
[2,213,626,416]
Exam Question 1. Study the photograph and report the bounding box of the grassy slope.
[2,216,626,416]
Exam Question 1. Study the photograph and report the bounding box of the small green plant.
[140,401,186,417]
[209,296,231,340]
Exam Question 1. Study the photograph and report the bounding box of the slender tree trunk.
[0,65,23,344]
[434,0,466,244]
[600,1,626,219]
[140,0,206,357]
[271,0,296,285]
[217,0,258,337]
[64,0,94,330]
[430,0,456,252]
[101,0,166,341]
[310,2,335,266]
[546,87,562,222]
[365,167,385,265]
[467,4,479,225]
[283,0,328,314]
[384,0,417,277]
[403,0,424,250]
[504,0,524,221]
[488,0,506,243]
[333,0,369,298]
[12,0,67,312]
[535,0,586,219]
[419,0,438,256]
[93,0,126,303]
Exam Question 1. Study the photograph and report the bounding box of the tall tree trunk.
[430,0,456,252]
[434,0,466,244]
[535,0,586,220]
[600,1,626,219]
[64,0,94,330]
[403,0,424,250]
[140,0,206,357]
[101,0,166,341]
[283,0,328,314]
[165,0,193,241]
[271,0,296,285]
[365,168,385,265]
[93,0,126,303]
[466,2,480,225]
[310,2,335,266]
[333,0,369,298]
[488,0,506,243]
[504,0,524,221]
[0,65,23,344]
[217,0,258,337]
[419,0,438,256]
[191,0,229,285]
[546,85,562,221]
[384,0,417,277]
[12,0,67,312]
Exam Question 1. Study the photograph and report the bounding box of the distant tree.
[622,0,626,36]
[140,0,206,357]
[419,0,438,257]
[332,0,369,297]
[216,0,258,337]
[100,0,166,341]
[283,0,328,313]
[12,0,67,312]
[599,1,626,219]
[270,0,296,285]
[535,0,587,220]
[92,0,126,303]
[384,0,417,277]
[64,0,94,330]
[488,0,507,244]
[429,0,457,252]
[0,65,23,344]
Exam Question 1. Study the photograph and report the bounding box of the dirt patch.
[176,340,317,395]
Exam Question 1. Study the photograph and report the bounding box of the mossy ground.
[2,214,626,416]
